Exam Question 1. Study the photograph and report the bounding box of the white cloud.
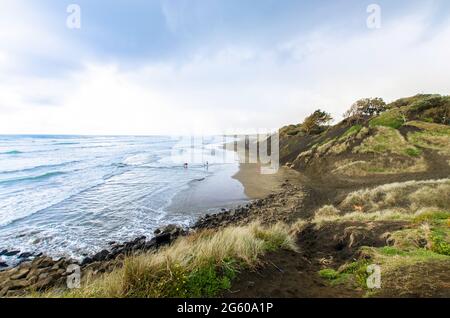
[0,5,449,135]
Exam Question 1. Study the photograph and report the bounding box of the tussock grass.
[339,179,450,213]
[313,179,450,224]
[332,157,427,176]
[315,205,341,218]
[52,222,297,298]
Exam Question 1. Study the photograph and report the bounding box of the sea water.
[0,135,245,262]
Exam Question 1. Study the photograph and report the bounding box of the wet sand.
[167,161,303,217]
[232,163,303,199]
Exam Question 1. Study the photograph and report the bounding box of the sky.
[0,0,449,135]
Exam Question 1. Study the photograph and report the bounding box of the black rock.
[132,236,146,244]
[18,252,33,259]
[108,241,116,246]
[155,232,171,245]
[81,256,93,266]
[0,261,8,268]
[92,249,110,262]
[0,249,7,256]
[4,250,20,256]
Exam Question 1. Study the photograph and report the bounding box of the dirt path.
[223,220,408,298]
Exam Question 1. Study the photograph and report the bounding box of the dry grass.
[332,157,427,177]
[313,209,412,226]
[313,179,450,224]
[315,205,341,218]
[46,222,297,298]
[339,179,450,213]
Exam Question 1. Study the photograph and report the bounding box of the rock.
[81,256,93,266]
[34,274,58,291]
[154,232,171,245]
[154,224,184,242]
[108,241,116,245]
[92,249,109,262]
[4,250,20,257]
[0,286,8,297]
[32,256,54,268]
[0,250,7,256]
[0,261,7,268]
[4,279,30,290]
[10,268,29,280]
[18,252,33,259]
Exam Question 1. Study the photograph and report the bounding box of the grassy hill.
[280,94,450,182]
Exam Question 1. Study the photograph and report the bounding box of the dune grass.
[44,222,297,298]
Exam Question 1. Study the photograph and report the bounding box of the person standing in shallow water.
[184,163,188,169]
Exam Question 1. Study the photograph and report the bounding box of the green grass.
[339,124,363,140]
[407,121,450,155]
[404,147,422,157]
[318,268,339,280]
[354,126,422,157]
[369,109,405,129]
[430,228,450,256]
[413,210,450,224]
[318,260,370,288]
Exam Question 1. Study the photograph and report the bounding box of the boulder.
[81,256,93,266]
[3,279,30,290]
[10,268,29,280]
[33,274,58,291]
[4,250,20,257]
[18,252,33,259]
[92,249,110,262]
[32,256,54,268]
[153,224,185,246]
[155,232,171,245]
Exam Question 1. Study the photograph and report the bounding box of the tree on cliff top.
[301,109,333,134]
[344,98,387,122]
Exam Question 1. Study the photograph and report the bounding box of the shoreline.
[0,160,301,296]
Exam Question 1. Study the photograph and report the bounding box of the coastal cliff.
[1,94,449,298]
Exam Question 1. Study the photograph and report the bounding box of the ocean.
[0,135,246,264]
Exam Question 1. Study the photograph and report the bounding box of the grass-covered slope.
[280,94,450,179]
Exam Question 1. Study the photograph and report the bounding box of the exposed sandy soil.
[224,221,409,298]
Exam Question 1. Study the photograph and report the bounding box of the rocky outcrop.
[0,224,187,297]
[0,256,72,297]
